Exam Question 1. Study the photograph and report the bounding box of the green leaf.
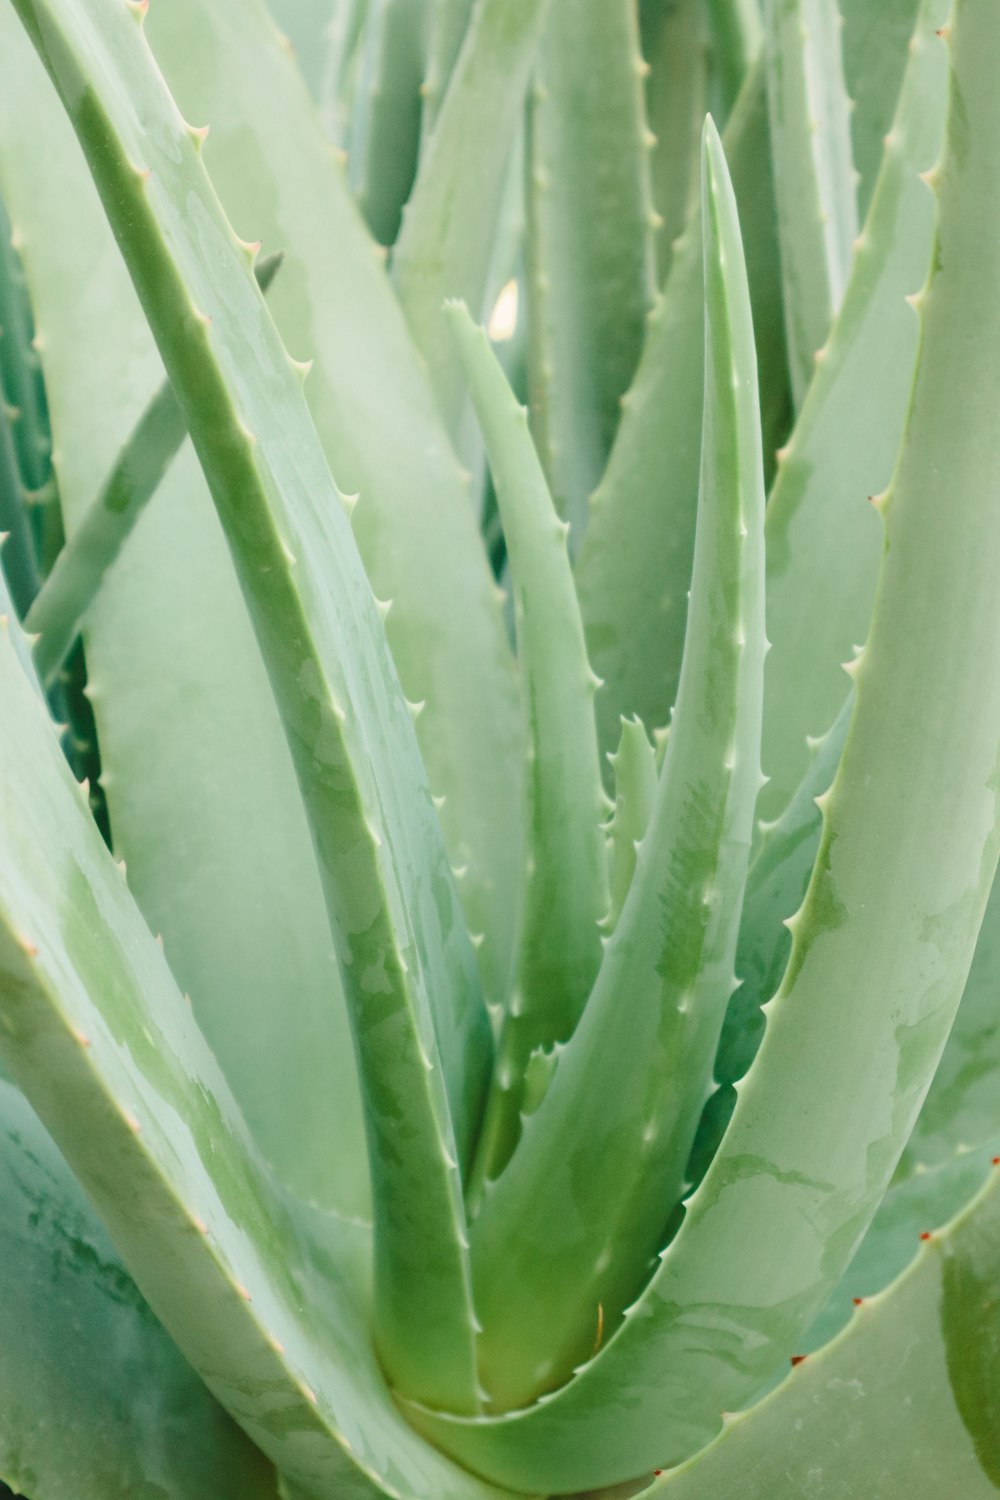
[24,251,283,686]
[348,0,426,246]
[841,0,923,217]
[407,8,1000,1484]
[576,59,785,764]
[763,0,859,408]
[605,717,659,932]
[264,0,336,100]
[146,0,524,1011]
[802,1142,999,1356]
[319,0,369,144]
[707,0,763,120]
[446,301,609,1193]
[392,0,552,436]
[900,867,1000,1175]
[759,0,947,819]
[13,0,489,1411]
[524,0,656,545]
[641,0,707,286]
[651,1154,1000,1497]
[0,386,37,618]
[0,5,369,1224]
[687,696,852,1190]
[0,197,50,501]
[463,118,766,1415]
[420,0,473,138]
[0,1079,278,1500]
[0,616,515,1500]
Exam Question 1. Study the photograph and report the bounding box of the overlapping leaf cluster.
[0,0,999,1497]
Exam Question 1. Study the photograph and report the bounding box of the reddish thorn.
[852,1297,864,1306]
[919,1231,932,1241]
[992,1157,999,1166]
[654,1471,663,1477]
[790,1354,807,1366]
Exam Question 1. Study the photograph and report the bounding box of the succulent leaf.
[392,0,552,437]
[348,0,426,246]
[706,0,763,120]
[605,717,659,932]
[641,0,707,286]
[447,302,609,1195]
[463,118,766,1415]
[0,613,514,1500]
[900,868,1000,1176]
[763,0,859,408]
[0,5,370,1224]
[24,252,283,687]
[760,0,948,818]
[0,1077,278,1500]
[406,5,1000,1482]
[524,0,656,547]
[651,1152,1000,1496]
[420,0,474,140]
[10,0,490,1411]
[841,0,923,217]
[576,60,785,766]
[144,0,525,1015]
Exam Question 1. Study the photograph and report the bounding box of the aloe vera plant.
[1,0,999,1495]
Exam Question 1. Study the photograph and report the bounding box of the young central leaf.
[461,118,767,1412]
[446,301,609,1199]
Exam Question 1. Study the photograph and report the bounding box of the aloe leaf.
[420,0,473,139]
[465,119,765,1414]
[446,301,609,1192]
[841,0,923,216]
[24,251,282,686]
[348,0,426,246]
[641,0,707,286]
[524,0,656,546]
[687,697,851,1189]
[802,1141,999,1357]
[319,0,368,144]
[0,391,36,617]
[0,7,368,1222]
[707,0,762,119]
[146,0,524,1011]
[605,717,658,931]
[13,0,492,1411]
[763,0,859,409]
[899,868,1000,1175]
[576,59,785,765]
[651,1157,1000,1497]
[409,7,1000,1485]
[392,0,552,436]
[759,0,947,819]
[263,0,336,100]
[0,620,516,1500]
[0,1078,278,1500]
[0,199,50,499]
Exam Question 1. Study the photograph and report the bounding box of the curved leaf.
[759,0,948,818]
[763,0,858,407]
[524,0,655,545]
[392,0,551,435]
[0,613,515,1500]
[0,1079,278,1500]
[13,0,489,1410]
[0,3,369,1221]
[465,119,766,1414]
[406,10,1000,1484]
[447,303,608,1192]
[146,0,523,1010]
[653,1155,1000,1497]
